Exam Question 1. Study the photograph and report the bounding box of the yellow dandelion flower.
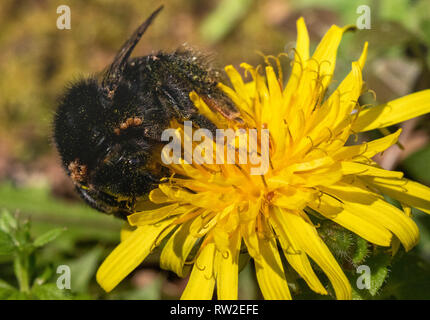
[96,18,430,300]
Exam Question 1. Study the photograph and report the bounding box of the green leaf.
[31,283,72,300]
[14,219,32,249]
[351,286,365,300]
[33,266,53,286]
[0,209,17,233]
[318,221,354,260]
[379,252,430,299]
[351,251,391,299]
[0,278,15,290]
[0,183,122,244]
[6,291,30,300]
[67,247,103,293]
[0,279,17,299]
[352,237,369,265]
[33,228,66,248]
[364,252,391,296]
[0,229,15,255]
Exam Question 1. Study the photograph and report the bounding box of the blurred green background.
[0,0,429,299]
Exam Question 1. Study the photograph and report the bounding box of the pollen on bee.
[68,159,87,183]
[133,117,143,126]
[107,89,115,99]
[115,117,143,134]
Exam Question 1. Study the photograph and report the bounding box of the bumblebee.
[53,6,238,219]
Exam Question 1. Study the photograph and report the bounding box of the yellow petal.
[332,61,362,129]
[332,129,401,161]
[241,200,261,259]
[353,90,430,132]
[127,203,180,226]
[149,188,173,204]
[291,163,343,188]
[120,223,136,242]
[341,161,404,178]
[295,17,310,62]
[272,188,313,210]
[189,210,218,238]
[265,66,286,150]
[160,220,198,277]
[391,237,401,257]
[308,24,348,90]
[307,40,364,139]
[216,230,241,300]
[159,184,228,209]
[96,219,173,292]
[331,42,367,125]
[273,208,351,299]
[362,176,430,215]
[181,241,216,300]
[283,17,309,96]
[225,65,251,106]
[189,91,230,129]
[254,223,292,299]
[270,208,327,295]
[291,156,335,172]
[323,182,419,251]
[309,193,392,247]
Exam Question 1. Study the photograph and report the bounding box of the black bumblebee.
[53,6,238,219]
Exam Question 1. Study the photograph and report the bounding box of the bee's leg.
[200,95,242,123]
[188,112,217,133]
[159,85,217,133]
[159,86,186,120]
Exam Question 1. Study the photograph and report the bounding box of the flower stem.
[14,252,31,294]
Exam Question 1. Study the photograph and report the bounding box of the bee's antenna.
[102,5,164,99]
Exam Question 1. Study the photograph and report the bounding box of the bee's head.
[53,78,107,168]
[53,76,166,215]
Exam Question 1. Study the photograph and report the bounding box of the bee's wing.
[102,5,163,97]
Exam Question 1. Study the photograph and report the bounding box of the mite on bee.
[53,6,239,219]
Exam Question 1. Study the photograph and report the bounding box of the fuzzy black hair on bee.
[53,6,238,219]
